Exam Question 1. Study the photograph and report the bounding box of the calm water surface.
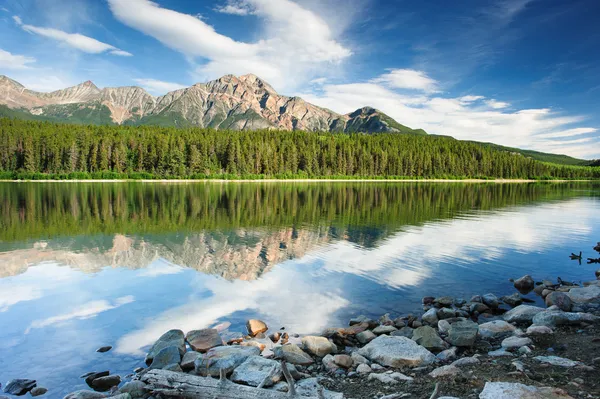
[1,182,599,397]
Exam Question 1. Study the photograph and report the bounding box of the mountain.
[0,74,425,134]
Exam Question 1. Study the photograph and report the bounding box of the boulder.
[333,354,353,368]
[186,329,223,353]
[478,320,516,339]
[567,285,600,303]
[422,308,438,325]
[436,347,458,361]
[90,375,121,392]
[434,296,454,307]
[513,275,535,293]
[84,372,109,387]
[500,293,523,307]
[181,351,202,371]
[501,336,533,350]
[302,336,336,357]
[479,382,573,399]
[195,346,260,376]
[532,310,598,327]
[446,320,478,347]
[30,387,47,397]
[246,319,268,337]
[372,325,397,335]
[356,363,371,374]
[356,330,376,344]
[163,363,182,372]
[488,349,514,357]
[145,329,186,365]
[63,391,107,399]
[149,345,181,369]
[391,327,413,338]
[322,354,338,372]
[349,316,377,329]
[230,356,281,387]
[469,302,490,314]
[545,292,572,311]
[118,381,147,399]
[437,320,451,334]
[357,335,437,368]
[526,325,553,335]
[295,378,344,399]
[412,326,447,352]
[503,305,545,324]
[534,356,582,367]
[273,344,314,365]
[351,352,369,365]
[437,308,456,319]
[482,294,500,308]
[3,379,37,395]
[451,356,480,367]
[428,365,461,378]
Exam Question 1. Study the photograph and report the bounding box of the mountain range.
[0,74,425,134]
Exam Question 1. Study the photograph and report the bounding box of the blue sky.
[0,0,599,158]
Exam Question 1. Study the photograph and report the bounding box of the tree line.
[0,118,598,179]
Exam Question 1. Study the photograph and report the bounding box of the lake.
[0,181,599,397]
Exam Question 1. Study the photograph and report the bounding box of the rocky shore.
[4,252,600,398]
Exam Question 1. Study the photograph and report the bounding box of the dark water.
[0,181,599,397]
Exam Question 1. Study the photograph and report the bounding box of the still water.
[0,182,599,397]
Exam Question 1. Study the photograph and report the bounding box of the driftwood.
[140,369,322,399]
[587,258,600,264]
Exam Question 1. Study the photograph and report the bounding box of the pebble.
[30,387,48,397]
[246,319,268,337]
[501,336,533,350]
[96,346,112,353]
[357,363,372,374]
[3,379,37,396]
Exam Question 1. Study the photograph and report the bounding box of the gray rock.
[526,325,553,335]
[451,356,480,367]
[63,391,107,399]
[3,379,36,395]
[295,378,344,399]
[428,365,461,378]
[479,382,573,399]
[195,345,260,376]
[356,330,376,344]
[90,375,121,392]
[145,329,185,365]
[322,354,339,372]
[503,305,545,324]
[513,275,535,293]
[163,363,182,372]
[487,349,514,357]
[532,310,598,327]
[437,320,451,334]
[333,354,353,369]
[273,344,313,365]
[96,346,112,353]
[545,292,572,311]
[534,356,582,367]
[482,294,500,308]
[422,308,439,325]
[84,371,109,386]
[568,285,600,303]
[351,352,369,365]
[446,320,478,347]
[500,293,523,307]
[391,327,413,338]
[437,308,456,320]
[349,315,377,328]
[412,326,447,352]
[356,363,371,374]
[469,302,490,314]
[501,336,533,350]
[302,336,336,357]
[231,356,282,387]
[118,381,147,399]
[357,335,437,368]
[107,394,131,399]
[478,320,516,339]
[149,345,181,369]
[30,387,48,397]
[185,328,223,353]
[436,347,458,361]
[372,325,397,335]
[181,351,202,371]
[434,296,454,307]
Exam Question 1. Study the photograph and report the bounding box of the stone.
[596,269,600,279]
[513,275,535,293]
[437,320,451,334]
[357,335,437,368]
[478,320,516,339]
[534,356,582,367]
[501,336,533,349]
[149,345,181,369]
[96,346,112,353]
[30,387,48,397]
[482,294,500,308]
[487,349,514,357]
[434,296,454,307]
[90,375,121,392]
[356,330,377,344]
[162,363,182,372]
[302,336,336,357]
[246,319,268,336]
[186,329,223,353]
[181,351,202,371]
[356,363,371,374]
[391,327,413,338]
[349,316,377,329]
[273,344,314,365]
[63,391,107,399]
[411,320,423,328]
[501,293,523,307]
[118,381,147,399]
[372,325,397,335]
[479,382,573,399]
[436,347,458,361]
[370,363,384,371]
[368,372,413,384]
[195,345,261,376]
[322,354,339,372]
[437,308,456,320]
[333,354,353,368]
[271,382,288,392]
[451,356,480,367]
[527,325,553,334]
[545,292,572,311]
[428,365,461,378]
[295,378,344,399]
[470,302,490,314]
[351,352,369,365]
[532,310,598,327]
[230,356,282,387]
[106,395,130,399]
[412,326,446,352]
[446,320,478,347]
[145,329,186,365]
[422,308,439,325]
[84,372,109,387]
[518,346,532,355]
[3,379,36,395]
[568,285,600,303]
[503,305,545,324]
[222,331,245,344]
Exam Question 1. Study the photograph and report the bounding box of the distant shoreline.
[0,178,594,183]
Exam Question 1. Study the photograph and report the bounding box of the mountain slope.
[0,74,425,134]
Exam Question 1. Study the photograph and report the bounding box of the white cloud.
[134,78,187,94]
[107,0,351,90]
[460,95,485,102]
[214,1,255,16]
[535,127,597,139]
[0,48,36,69]
[310,77,328,85]
[0,284,42,312]
[137,261,184,277]
[14,16,132,57]
[486,99,510,109]
[372,69,439,92]
[13,75,76,92]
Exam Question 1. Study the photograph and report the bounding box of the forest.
[0,118,599,180]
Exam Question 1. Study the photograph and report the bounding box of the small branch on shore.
[428,382,440,399]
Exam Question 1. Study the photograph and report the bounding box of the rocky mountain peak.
[0,75,25,89]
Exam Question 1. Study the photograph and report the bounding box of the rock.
[356,363,371,374]
[436,347,458,361]
[501,336,533,350]
[351,352,369,365]
[478,320,516,339]
[518,346,532,355]
[370,363,384,371]
[596,269,600,279]
[568,285,600,303]
[231,356,282,387]
[63,391,107,399]
[322,354,339,372]
[372,325,397,335]
[379,314,394,325]
[295,378,344,399]
[181,351,202,371]
[106,395,130,399]
[500,293,523,307]
[349,316,377,328]
[90,375,121,392]
[391,327,413,338]
[526,325,553,334]
[118,381,147,399]
[488,349,514,357]
[302,336,336,357]
[96,346,112,353]
[271,382,288,392]
[333,354,353,368]
[437,320,451,334]
[482,294,500,308]
[3,379,36,395]
[469,302,490,314]
[356,330,376,344]
[532,310,598,327]
[30,387,48,397]
[428,365,461,378]
[222,331,245,344]
[423,296,435,305]
[434,296,454,307]
[162,363,182,372]
[145,329,186,365]
[273,344,313,365]
[422,308,439,325]
[412,326,446,352]
[269,332,281,343]
[411,320,423,328]
[451,356,480,367]
[84,372,109,386]
[185,328,223,353]
[149,345,181,369]
[437,308,456,320]
[446,320,478,347]
[503,305,545,324]
[368,372,412,384]
[534,356,582,367]
[246,319,268,336]
[513,275,535,293]
[545,292,572,311]
[195,345,261,376]
[479,382,573,399]
[357,335,437,368]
